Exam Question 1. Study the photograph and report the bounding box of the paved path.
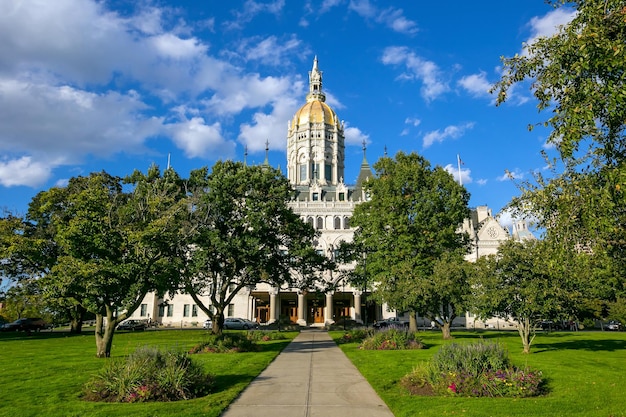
[221,329,395,417]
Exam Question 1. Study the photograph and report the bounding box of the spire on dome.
[306,56,325,103]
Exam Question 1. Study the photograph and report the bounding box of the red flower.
[448,382,457,393]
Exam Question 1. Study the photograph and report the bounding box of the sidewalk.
[221,329,395,417]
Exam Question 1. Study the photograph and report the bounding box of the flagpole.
[457,154,462,186]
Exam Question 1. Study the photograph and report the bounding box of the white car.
[606,321,622,331]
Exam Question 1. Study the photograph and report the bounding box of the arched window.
[334,216,341,230]
[307,217,314,228]
[316,217,324,230]
[343,216,350,229]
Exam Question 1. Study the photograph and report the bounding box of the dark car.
[373,317,408,329]
[223,318,259,330]
[3,318,50,331]
[116,320,147,331]
[539,320,564,331]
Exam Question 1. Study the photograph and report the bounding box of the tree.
[492,0,626,311]
[31,167,188,357]
[181,161,325,334]
[469,239,580,353]
[350,152,470,336]
[428,251,472,339]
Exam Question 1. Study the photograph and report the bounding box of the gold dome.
[291,100,339,128]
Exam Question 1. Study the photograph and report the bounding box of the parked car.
[2,317,51,331]
[203,319,213,329]
[223,318,259,330]
[373,317,409,329]
[116,320,147,331]
[539,320,564,331]
[606,320,623,331]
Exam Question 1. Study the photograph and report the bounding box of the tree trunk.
[212,310,225,335]
[94,312,117,358]
[69,304,86,333]
[517,317,535,354]
[408,311,418,333]
[441,322,452,339]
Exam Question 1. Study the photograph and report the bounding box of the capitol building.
[129,58,528,328]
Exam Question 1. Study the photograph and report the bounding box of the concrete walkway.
[221,329,395,417]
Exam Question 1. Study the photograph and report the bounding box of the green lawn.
[331,330,626,417]
[0,329,297,417]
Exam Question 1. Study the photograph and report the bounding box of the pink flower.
[448,382,457,393]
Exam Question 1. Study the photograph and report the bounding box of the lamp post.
[362,250,368,328]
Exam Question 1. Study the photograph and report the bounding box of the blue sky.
[0,0,575,228]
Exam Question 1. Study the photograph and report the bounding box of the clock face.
[486,226,499,239]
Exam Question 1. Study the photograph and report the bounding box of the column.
[297,292,306,326]
[353,290,362,323]
[325,292,334,325]
[269,289,277,323]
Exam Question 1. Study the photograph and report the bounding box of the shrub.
[401,341,545,398]
[360,328,424,350]
[83,346,213,402]
[245,330,287,342]
[189,333,258,353]
[337,329,372,344]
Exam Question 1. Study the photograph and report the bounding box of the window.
[325,164,332,181]
[334,217,341,230]
[338,192,345,201]
[299,164,307,181]
[140,304,147,317]
[312,193,319,201]
[316,217,324,230]
[183,304,190,317]
[344,217,350,229]
[192,305,198,317]
[158,304,165,317]
[166,305,173,317]
[307,217,314,227]
[228,304,235,317]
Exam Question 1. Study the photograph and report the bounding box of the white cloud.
[422,122,474,148]
[224,0,286,30]
[239,35,306,66]
[497,169,524,181]
[344,123,370,147]
[382,46,448,102]
[526,8,576,45]
[349,1,418,34]
[0,156,53,187]
[476,178,488,185]
[458,71,493,99]
[405,117,421,127]
[444,163,472,185]
[168,117,235,159]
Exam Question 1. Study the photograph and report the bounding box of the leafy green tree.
[350,152,470,336]
[428,251,472,339]
[469,240,580,353]
[31,167,188,357]
[493,0,626,310]
[181,161,325,334]
[1,279,47,321]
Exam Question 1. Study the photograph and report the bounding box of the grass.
[331,329,626,417]
[0,329,296,417]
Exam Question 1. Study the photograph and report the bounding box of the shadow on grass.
[533,338,626,353]
[211,373,259,393]
[0,329,96,341]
